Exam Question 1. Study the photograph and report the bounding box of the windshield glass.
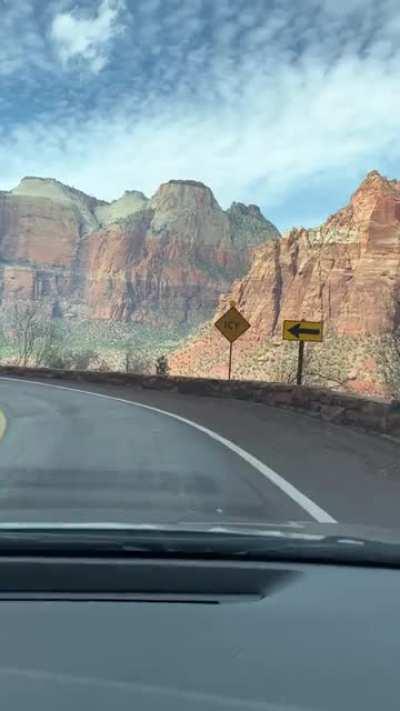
[0,0,399,548]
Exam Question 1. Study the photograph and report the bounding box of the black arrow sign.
[289,323,321,339]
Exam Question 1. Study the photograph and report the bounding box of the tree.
[67,350,100,371]
[8,301,60,367]
[35,321,62,367]
[123,341,135,374]
[120,337,151,374]
[42,348,68,370]
[372,332,400,398]
[272,337,354,390]
[126,354,151,374]
[156,354,170,376]
[10,302,38,366]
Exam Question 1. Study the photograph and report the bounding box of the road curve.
[0,378,320,526]
[0,377,399,528]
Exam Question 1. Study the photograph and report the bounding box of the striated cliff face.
[0,176,279,325]
[171,171,400,397]
[84,181,279,325]
[5,169,400,396]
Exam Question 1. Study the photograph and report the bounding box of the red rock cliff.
[171,171,400,397]
[0,177,279,325]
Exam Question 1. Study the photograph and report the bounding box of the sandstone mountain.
[171,171,400,398]
[0,176,279,327]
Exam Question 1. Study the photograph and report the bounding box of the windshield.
[0,0,399,551]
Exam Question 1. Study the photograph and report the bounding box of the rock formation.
[0,176,279,325]
[171,171,400,398]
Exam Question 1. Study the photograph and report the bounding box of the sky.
[1,0,400,231]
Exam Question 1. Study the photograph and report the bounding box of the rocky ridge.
[0,176,279,327]
[171,171,400,398]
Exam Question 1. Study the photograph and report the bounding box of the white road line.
[0,377,337,524]
[0,408,6,441]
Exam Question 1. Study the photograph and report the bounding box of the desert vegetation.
[0,302,181,376]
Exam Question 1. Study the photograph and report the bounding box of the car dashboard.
[0,553,397,710]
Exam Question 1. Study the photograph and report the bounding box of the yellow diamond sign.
[215,306,250,343]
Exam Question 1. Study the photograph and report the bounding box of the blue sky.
[1,0,400,231]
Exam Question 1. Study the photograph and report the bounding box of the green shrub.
[156,354,170,376]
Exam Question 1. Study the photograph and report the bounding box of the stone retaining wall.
[1,366,399,439]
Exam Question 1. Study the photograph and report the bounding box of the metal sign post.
[228,342,233,381]
[215,301,250,380]
[296,340,305,385]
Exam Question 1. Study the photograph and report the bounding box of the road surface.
[0,377,399,527]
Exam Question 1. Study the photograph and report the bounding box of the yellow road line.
[0,409,7,441]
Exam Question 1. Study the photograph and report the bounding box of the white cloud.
[50,0,125,73]
[0,0,51,76]
[2,0,400,229]
[2,50,400,207]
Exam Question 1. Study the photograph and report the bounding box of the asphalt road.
[0,377,399,528]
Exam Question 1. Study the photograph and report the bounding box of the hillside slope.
[171,171,400,398]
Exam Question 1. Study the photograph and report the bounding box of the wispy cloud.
[50,0,125,73]
[1,0,400,229]
[0,0,50,77]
